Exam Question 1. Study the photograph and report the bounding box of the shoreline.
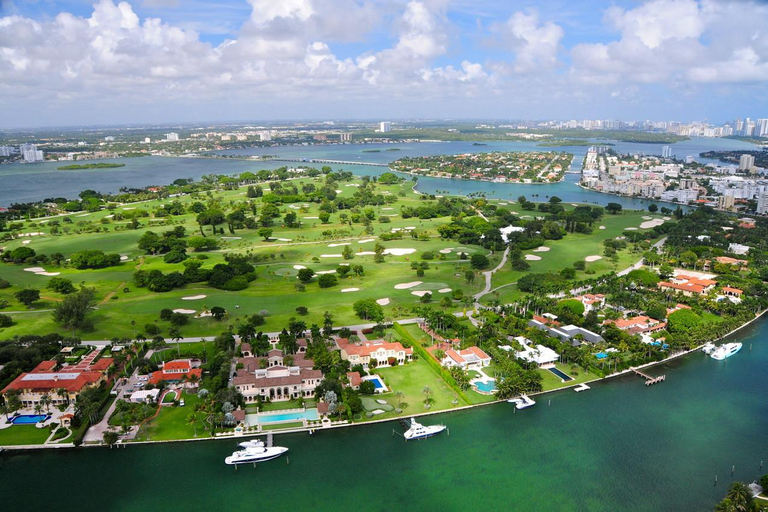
[6,310,764,452]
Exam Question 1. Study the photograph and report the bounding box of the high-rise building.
[0,146,14,157]
[20,143,44,163]
[165,132,179,141]
[757,192,768,215]
[258,131,271,141]
[340,133,352,142]
[379,122,392,133]
[757,119,768,137]
[661,146,672,158]
[739,154,755,172]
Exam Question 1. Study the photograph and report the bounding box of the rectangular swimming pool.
[548,367,574,382]
[11,414,49,425]
[256,409,319,424]
[364,375,386,390]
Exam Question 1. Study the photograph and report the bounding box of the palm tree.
[186,412,199,437]
[40,394,51,414]
[34,403,43,418]
[724,482,753,512]
[421,386,434,408]
[169,327,182,358]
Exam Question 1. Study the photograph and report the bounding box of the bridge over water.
[265,157,390,168]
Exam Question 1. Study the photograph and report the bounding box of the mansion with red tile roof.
[441,347,491,370]
[148,359,203,385]
[336,338,413,368]
[233,350,322,403]
[1,352,114,407]
[606,315,667,335]
[658,274,717,296]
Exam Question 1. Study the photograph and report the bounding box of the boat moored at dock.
[710,342,742,361]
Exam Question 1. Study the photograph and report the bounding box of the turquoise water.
[0,137,752,206]
[548,368,574,382]
[474,380,497,393]
[365,375,386,389]
[10,414,48,425]
[257,409,319,424]
[1,318,767,511]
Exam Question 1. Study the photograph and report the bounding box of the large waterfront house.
[606,315,667,335]
[658,274,717,297]
[148,359,203,385]
[336,338,413,369]
[503,336,560,367]
[1,354,114,407]
[528,317,604,346]
[440,347,491,370]
[573,294,606,314]
[233,352,323,403]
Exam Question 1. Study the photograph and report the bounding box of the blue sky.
[1,0,767,127]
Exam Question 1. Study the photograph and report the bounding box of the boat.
[701,342,716,355]
[237,439,265,449]
[225,444,288,465]
[508,394,536,409]
[401,418,446,441]
[710,342,742,361]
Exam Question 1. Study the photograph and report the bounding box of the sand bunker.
[339,262,350,266]
[173,309,196,315]
[335,189,342,193]
[357,251,375,256]
[439,248,452,254]
[340,288,360,293]
[585,255,602,262]
[599,226,606,230]
[525,254,542,261]
[304,216,319,219]
[411,290,432,297]
[24,267,46,272]
[639,219,665,229]
[76,213,90,217]
[438,288,452,293]
[403,227,415,230]
[120,255,129,261]
[293,265,307,270]
[345,183,360,187]
[395,281,422,290]
[662,216,671,221]
[36,272,60,276]
[382,207,394,211]
[321,254,342,258]
[104,215,114,219]
[376,298,390,306]
[182,295,206,300]
[328,243,351,247]
[123,207,135,210]
[384,248,416,256]
[221,236,242,240]
[358,239,375,244]
[625,227,638,231]
[22,240,31,244]
[315,270,337,275]
[533,246,550,252]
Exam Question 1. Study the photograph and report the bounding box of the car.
[133,383,144,389]
[137,376,149,382]
[179,399,185,407]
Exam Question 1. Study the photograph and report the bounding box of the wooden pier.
[631,367,666,386]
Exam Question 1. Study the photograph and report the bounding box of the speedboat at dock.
[710,342,742,361]
[508,394,536,409]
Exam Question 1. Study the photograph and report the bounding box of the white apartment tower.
[20,143,44,163]
[340,133,352,142]
[166,132,179,141]
[379,122,392,133]
[661,146,672,158]
[739,154,755,172]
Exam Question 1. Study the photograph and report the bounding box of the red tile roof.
[347,372,362,387]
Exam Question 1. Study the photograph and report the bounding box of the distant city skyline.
[1,0,767,127]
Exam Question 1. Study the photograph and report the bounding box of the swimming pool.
[11,414,49,425]
[256,409,320,424]
[595,353,608,359]
[474,380,497,393]
[363,375,386,391]
[548,367,574,382]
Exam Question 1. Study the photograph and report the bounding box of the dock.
[632,367,666,386]
[574,384,590,392]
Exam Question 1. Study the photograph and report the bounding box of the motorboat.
[710,342,742,361]
[225,444,288,465]
[238,439,265,449]
[508,394,536,409]
[401,418,446,441]
[701,342,716,355]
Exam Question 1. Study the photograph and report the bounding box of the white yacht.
[701,342,716,355]
[508,394,536,409]
[402,418,446,441]
[710,342,742,361]
[225,444,288,465]
[238,439,265,449]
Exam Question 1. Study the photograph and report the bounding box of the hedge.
[393,323,472,405]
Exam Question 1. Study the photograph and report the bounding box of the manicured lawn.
[138,392,202,441]
[372,357,464,420]
[259,400,305,412]
[0,425,52,446]
[262,421,303,431]
[162,391,178,403]
[539,363,599,391]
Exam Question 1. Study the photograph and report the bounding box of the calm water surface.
[2,318,766,512]
[0,137,754,206]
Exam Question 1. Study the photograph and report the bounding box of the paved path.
[474,247,510,302]
[617,237,667,277]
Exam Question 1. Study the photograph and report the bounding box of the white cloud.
[571,0,768,85]
[489,10,564,73]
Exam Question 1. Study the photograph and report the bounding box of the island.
[390,151,573,183]
[57,162,126,170]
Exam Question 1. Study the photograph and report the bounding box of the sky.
[0,0,767,127]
